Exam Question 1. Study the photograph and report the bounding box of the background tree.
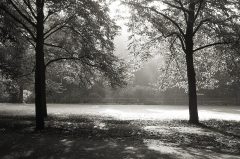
[124,0,240,123]
[0,14,34,103]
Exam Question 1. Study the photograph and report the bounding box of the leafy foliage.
[124,0,240,91]
[0,0,127,104]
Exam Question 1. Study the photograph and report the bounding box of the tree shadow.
[0,115,177,159]
[197,122,240,139]
[0,115,240,159]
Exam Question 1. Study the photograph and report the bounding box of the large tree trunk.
[42,65,47,118]
[185,2,199,124]
[42,69,47,118]
[186,53,199,123]
[35,0,45,130]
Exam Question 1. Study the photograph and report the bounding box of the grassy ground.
[0,114,240,159]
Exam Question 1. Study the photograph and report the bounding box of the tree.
[124,0,240,123]
[0,14,34,103]
[154,45,225,92]
[0,0,125,130]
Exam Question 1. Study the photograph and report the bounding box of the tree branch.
[163,0,189,13]
[149,7,185,37]
[23,0,37,19]
[0,5,36,40]
[174,0,188,23]
[193,41,229,53]
[43,3,72,23]
[8,0,36,27]
[126,2,185,38]
[45,56,85,68]
[194,0,204,21]
[193,18,210,35]
[44,43,73,55]
[14,66,35,79]
[165,32,186,52]
[44,25,67,40]
[44,16,75,39]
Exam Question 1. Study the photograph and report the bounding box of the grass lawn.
[0,114,240,159]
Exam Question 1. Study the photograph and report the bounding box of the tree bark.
[42,69,47,118]
[185,2,199,124]
[186,53,199,123]
[18,83,23,103]
[41,66,47,118]
[35,0,45,130]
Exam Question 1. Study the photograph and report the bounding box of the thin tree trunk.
[18,83,23,103]
[35,0,45,130]
[185,2,199,124]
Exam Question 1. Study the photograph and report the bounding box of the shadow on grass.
[0,115,177,159]
[198,122,240,139]
[0,115,240,159]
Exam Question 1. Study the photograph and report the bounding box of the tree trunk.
[186,53,199,124]
[185,2,199,124]
[35,0,45,130]
[42,69,47,118]
[18,83,23,103]
[41,66,47,118]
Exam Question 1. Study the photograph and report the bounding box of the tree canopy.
[0,0,126,129]
[124,0,240,123]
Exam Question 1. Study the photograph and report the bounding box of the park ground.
[0,104,240,159]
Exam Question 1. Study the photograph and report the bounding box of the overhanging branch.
[23,0,37,19]
[150,7,185,37]
[126,2,185,38]
[193,41,230,53]
[45,56,85,68]
[163,1,189,13]
[9,0,36,27]
[0,6,36,40]
[44,16,75,40]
